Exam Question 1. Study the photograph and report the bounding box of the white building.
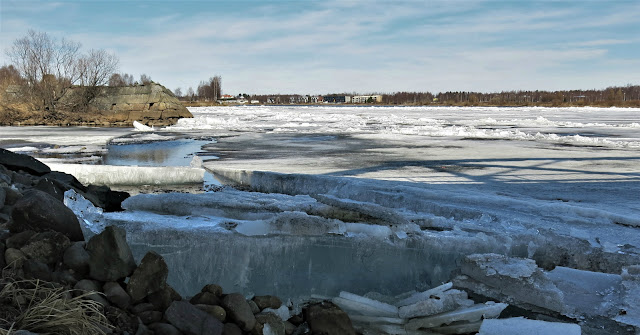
[352,95,383,103]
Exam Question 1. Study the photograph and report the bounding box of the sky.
[1,0,639,95]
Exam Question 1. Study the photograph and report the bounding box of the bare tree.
[173,87,182,98]
[0,65,23,87]
[5,30,119,113]
[140,74,152,85]
[108,73,125,86]
[186,87,195,101]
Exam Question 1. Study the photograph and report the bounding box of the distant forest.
[239,85,640,107]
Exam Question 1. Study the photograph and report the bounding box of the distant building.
[250,100,260,104]
[352,95,383,103]
[323,95,351,103]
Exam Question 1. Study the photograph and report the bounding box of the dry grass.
[0,277,112,335]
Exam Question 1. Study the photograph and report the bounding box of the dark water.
[104,138,221,187]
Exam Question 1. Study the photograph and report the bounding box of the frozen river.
[1,105,640,307]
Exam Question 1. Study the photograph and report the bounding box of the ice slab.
[339,291,399,316]
[47,163,205,186]
[133,120,153,131]
[615,265,640,327]
[63,189,106,237]
[398,289,473,319]
[395,282,453,307]
[478,317,581,335]
[405,302,507,331]
[332,297,399,318]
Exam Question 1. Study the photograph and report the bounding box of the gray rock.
[221,293,257,331]
[284,321,296,335]
[248,299,260,314]
[164,301,224,335]
[304,302,356,335]
[41,171,85,192]
[138,310,163,325]
[104,282,131,310]
[148,322,181,335]
[0,212,9,225]
[127,251,168,302]
[6,230,36,249]
[10,189,84,241]
[2,186,22,206]
[0,242,5,269]
[223,323,243,335]
[190,291,220,306]
[51,269,78,286]
[20,231,71,265]
[201,283,223,296]
[196,304,226,322]
[253,295,282,310]
[254,312,286,335]
[83,184,129,212]
[86,225,136,282]
[23,259,51,281]
[5,248,26,268]
[131,303,155,315]
[63,241,90,274]
[74,279,109,306]
[34,178,67,201]
[0,185,5,207]
[0,148,51,176]
[148,285,180,312]
[11,171,34,187]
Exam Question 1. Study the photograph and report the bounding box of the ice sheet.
[47,163,205,186]
[478,317,581,335]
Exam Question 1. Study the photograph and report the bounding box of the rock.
[83,184,129,212]
[34,177,67,201]
[254,312,286,335]
[253,295,282,310]
[104,282,131,310]
[0,148,51,176]
[105,305,139,334]
[63,241,90,274]
[0,242,5,269]
[190,291,221,306]
[131,303,156,314]
[10,189,84,241]
[202,283,223,296]
[148,285,181,312]
[0,212,9,225]
[196,304,226,322]
[74,279,110,306]
[127,251,168,302]
[148,322,181,335]
[2,186,22,205]
[284,321,296,335]
[41,171,86,192]
[6,230,36,249]
[164,301,224,335]
[5,248,26,268]
[223,323,243,335]
[248,299,260,314]
[304,302,356,335]
[51,269,78,286]
[86,225,136,282]
[23,259,52,281]
[0,186,5,207]
[221,293,257,331]
[11,171,34,187]
[287,314,304,326]
[138,310,163,325]
[291,322,310,335]
[20,231,71,265]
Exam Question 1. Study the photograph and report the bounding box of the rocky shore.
[0,83,192,127]
[0,148,357,335]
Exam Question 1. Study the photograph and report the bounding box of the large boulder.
[164,301,224,335]
[10,189,84,241]
[304,302,356,335]
[83,184,129,212]
[0,149,51,176]
[221,293,256,332]
[86,225,136,282]
[127,251,168,302]
[19,231,71,265]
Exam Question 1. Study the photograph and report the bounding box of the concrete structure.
[352,95,383,103]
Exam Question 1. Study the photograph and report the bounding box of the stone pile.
[0,148,357,334]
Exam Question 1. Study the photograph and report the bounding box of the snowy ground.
[3,106,640,322]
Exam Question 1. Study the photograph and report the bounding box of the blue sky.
[1,0,638,95]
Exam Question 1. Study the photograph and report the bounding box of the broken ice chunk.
[332,297,399,318]
[405,302,508,331]
[614,265,640,328]
[348,315,406,325]
[429,320,483,334]
[455,253,566,313]
[398,289,473,319]
[478,317,581,335]
[395,282,453,307]
[339,291,399,315]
